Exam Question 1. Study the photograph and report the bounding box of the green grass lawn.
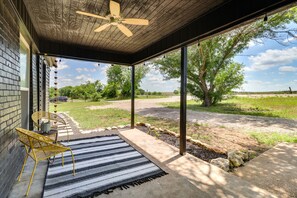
[162,96,297,119]
[50,100,297,152]
[250,132,297,146]
[50,101,178,130]
[50,101,133,129]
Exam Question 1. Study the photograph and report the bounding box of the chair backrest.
[31,111,66,128]
[16,128,69,158]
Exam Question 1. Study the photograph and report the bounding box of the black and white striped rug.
[43,135,167,198]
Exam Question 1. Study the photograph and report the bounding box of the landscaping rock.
[228,150,245,167]
[118,125,125,129]
[210,158,230,171]
[138,122,146,126]
[144,123,151,128]
[241,151,249,161]
[186,136,192,140]
[111,126,117,130]
[247,150,258,160]
[106,127,112,131]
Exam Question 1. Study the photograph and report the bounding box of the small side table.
[35,129,58,143]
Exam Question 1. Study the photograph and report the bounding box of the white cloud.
[57,61,69,70]
[247,39,263,48]
[240,79,297,92]
[76,68,97,73]
[140,68,179,92]
[283,35,297,43]
[245,47,297,71]
[75,74,95,83]
[279,66,297,72]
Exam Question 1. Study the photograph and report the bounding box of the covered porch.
[1,0,296,197]
[9,128,274,198]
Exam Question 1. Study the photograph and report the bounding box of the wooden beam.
[180,46,187,155]
[131,65,135,129]
[39,39,132,65]
[131,0,296,65]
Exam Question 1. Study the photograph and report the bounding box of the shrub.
[91,92,102,102]
[173,90,179,95]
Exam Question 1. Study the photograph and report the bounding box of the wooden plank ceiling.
[18,0,296,64]
[23,0,224,54]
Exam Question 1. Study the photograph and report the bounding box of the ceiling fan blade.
[76,11,108,20]
[110,1,120,17]
[117,24,133,37]
[122,18,149,25]
[94,23,111,32]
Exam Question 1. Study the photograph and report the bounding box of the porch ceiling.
[17,0,296,65]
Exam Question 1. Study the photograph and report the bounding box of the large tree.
[104,64,149,98]
[154,8,297,106]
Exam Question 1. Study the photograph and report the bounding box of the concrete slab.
[234,143,297,198]
[8,129,276,198]
[118,129,276,198]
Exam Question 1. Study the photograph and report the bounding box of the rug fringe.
[86,172,168,198]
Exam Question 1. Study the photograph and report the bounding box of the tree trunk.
[202,92,211,107]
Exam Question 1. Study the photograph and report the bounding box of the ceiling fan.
[76,0,149,37]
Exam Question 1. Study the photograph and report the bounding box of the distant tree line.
[50,64,150,101]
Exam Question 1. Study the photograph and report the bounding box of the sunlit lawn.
[162,96,297,119]
[50,101,132,129]
[250,132,297,146]
[50,100,297,152]
[50,101,178,130]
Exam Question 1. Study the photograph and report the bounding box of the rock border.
[136,122,226,155]
[136,122,258,172]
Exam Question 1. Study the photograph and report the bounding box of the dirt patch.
[186,124,268,154]
[137,126,226,162]
[136,120,268,162]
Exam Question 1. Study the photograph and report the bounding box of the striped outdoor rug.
[43,135,167,198]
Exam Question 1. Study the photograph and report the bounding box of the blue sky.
[51,26,297,92]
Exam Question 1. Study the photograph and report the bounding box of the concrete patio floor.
[9,128,275,198]
[235,143,297,198]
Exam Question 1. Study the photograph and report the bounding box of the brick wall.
[0,1,25,197]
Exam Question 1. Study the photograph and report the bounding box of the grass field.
[250,132,297,146]
[50,100,297,152]
[162,96,297,119]
[50,101,177,130]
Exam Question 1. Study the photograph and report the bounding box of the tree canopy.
[154,7,297,106]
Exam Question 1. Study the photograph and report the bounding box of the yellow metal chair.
[16,128,75,197]
[31,111,70,141]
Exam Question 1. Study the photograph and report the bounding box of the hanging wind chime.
[53,59,59,125]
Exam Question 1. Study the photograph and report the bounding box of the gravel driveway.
[88,96,297,134]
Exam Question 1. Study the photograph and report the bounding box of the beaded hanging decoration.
[53,60,58,125]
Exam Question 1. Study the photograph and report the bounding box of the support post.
[131,65,135,129]
[180,46,187,155]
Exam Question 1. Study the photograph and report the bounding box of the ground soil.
[186,124,268,154]
[136,126,227,162]
[88,96,297,134]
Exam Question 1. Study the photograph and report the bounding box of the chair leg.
[25,161,38,197]
[18,153,29,181]
[70,150,75,176]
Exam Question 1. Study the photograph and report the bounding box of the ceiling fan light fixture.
[76,0,149,37]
